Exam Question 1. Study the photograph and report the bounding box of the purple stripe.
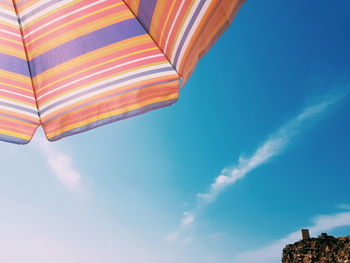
[20,0,62,22]
[42,78,179,123]
[137,0,158,31]
[0,12,17,21]
[0,134,30,145]
[0,112,38,124]
[48,98,178,142]
[0,53,30,76]
[29,19,145,77]
[173,0,206,67]
[40,67,176,115]
[0,101,38,114]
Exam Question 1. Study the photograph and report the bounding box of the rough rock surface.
[282,233,350,263]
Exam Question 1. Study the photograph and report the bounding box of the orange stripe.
[0,109,39,123]
[41,75,178,123]
[44,83,179,137]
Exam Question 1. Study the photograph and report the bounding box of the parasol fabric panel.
[0,0,39,144]
[15,0,180,141]
[124,0,245,82]
[0,0,244,144]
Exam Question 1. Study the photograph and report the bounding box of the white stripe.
[164,0,185,54]
[19,0,76,17]
[0,89,35,100]
[170,0,201,63]
[22,0,108,35]
[0,7,16,17]
[40,63,176,110]
[38,54,165,101]
[0,16,19,26]
[41,70,177,118]
[175,0,212,69]
[0,29,21,37]
[0,97,37,111]
[0,104,39,119]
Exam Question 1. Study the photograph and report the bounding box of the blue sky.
[0,0,350,262]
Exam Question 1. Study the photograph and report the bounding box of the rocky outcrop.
[282,233,350,263]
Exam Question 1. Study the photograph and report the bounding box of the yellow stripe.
[40,74,178,122]
[26,2,123,45]
[0,20,19,30]
[157,0,177,45]
[33,35,150,84]
[0,69,32,86]
[168,1,196,58]
[39,61,175,107]
[40,47,158,92]
[22,0,82,29]
[18,0,48,13]
[47,93,178,138]
[28,12,132,59]
[125,0,140,15]
[149,0,166,37]
[0,115,37,127]
[0,128,31,140]
[0,95,36,107]
[0,81,33,93]
[0,3,14,12]
[0,108,39,123]
[0,44,26,59]
[0,36,22,45]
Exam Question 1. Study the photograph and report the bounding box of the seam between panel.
[120,0,183,84]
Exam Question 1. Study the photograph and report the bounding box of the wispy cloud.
[34,134,83,194]
[168,90,347,241]
[198,92,344,203]
[181,211,195,227]
[234,210,350,263]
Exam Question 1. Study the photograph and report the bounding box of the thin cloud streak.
[234,210,350,263]
[168,90,348,241]
[35,135,83,194]
[198,92,345,203]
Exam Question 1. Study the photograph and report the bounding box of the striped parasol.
[0,0,244,144]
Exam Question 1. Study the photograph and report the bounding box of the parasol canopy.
[0,0,244,144]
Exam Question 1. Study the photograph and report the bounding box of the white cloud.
[35,135,82,193]
[166,212,195,243]
[198,92,345,203]
[234,211,350,263]
[168,90,348,241]
[166,232,180,242]
[181,211,195,227]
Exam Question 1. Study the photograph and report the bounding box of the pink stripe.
[0,122,33,134]
[0,38,25,50]
[0,1,13,7]
[26,5,126,52]
[22,0,98,32]
[0,90,36,103]
[23,0,121,37]
[0,109,39,123]
[36,42,157,89]
[0,77,32,92]
[43,83,178,127]
[0,31,22,42]
[37,54,167,103]
[37,49,161,98]
[0,24,21,35]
